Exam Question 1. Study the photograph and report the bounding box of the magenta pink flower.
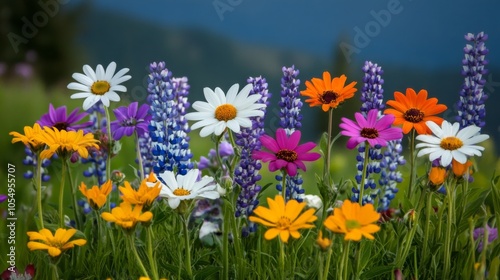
[340,109,403,149]
[252,128,321,176]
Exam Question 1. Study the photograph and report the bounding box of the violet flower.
[0,194,7,203]
[473,225,498,252]
[37,104,92,131]
[110,102,151,141]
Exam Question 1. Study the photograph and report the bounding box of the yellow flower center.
[403,108,425,123]
[276,216,292,229]
[345,219,361,231]
[91,80,111,95]
[276,149,298,162]
[214,104,237,122]
[440,137,463,151]
[360,128,379,139]
[173,188,191,196]
[320,90,339,104]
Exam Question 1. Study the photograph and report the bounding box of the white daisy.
[185,83,266,137]
[156,169,220,209]
[67,61,131,110]
[415,120,489,167]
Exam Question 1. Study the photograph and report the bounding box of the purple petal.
[252,151,276,162]
[366,109,379,127]
[294,142,317,154]
[276,128,288,149]
[346,137,362,149]
[260,134,280,153]
[128,102,139,117]
[297,151,321,161]
[374,114,395,130]
[285,163,298,176]
[354,112,368,128]
[287,130,301,150]
[136,104,150,119]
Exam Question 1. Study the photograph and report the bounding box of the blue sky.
[77,0,500,69]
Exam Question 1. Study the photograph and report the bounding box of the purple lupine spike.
[235,76,270,235]
[378,139,405,211]
[80,102,107,185]
[22,146,51,182]
[276,65,305,202]
[138,131,154,176]
[456,32,489,129]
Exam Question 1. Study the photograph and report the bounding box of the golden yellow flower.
[9,123,46,151]
[119,178,161,210]
[429,166,447,187]
[316,230,332,251]
[249,195,317,243]
[300,72,357,112]
[35,126,100,159]
[101,202,153,230]
[27,228,86,258]
[323,200,380,241]
[79,180,113,210]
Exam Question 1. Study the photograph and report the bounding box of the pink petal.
[374,114,395,130]
[294,142,317,154]
[366,109,379,127]
[297,151,321,161]
[260,134,280,153]
[276,128,288,149]
[287,130,301,150]
[354,112,368,128]
[295,160,307,171]
[285,163,298,176]
[252,151,276,162]
[346,137,361,149]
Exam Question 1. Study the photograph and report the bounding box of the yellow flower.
[249,195,317,243]
[119,178,161,210]
[300,72,357,112]
[27,228,86,258]
[451,159,473,178]
[79,180,113,210]
[35,126,100,159]
[101,202,153,230]
[316,230,332,251]
[429,166,447,188]
[323,200,380,241]
[9,123,46,152]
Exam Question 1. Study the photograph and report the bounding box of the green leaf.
[362,265,395,279]
[194,266,220,280]
[457,188,490,233]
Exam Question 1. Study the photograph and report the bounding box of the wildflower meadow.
[2,31,500,280]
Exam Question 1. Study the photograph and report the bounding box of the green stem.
[128,234,149,278]
[421,191,433,265]
[322,247,333,280]
[408,130,416,198]
[135,131,146,181]
[279,240,286,280]
[182,216,193,279]
[339,241,350,280]
[281,169,287,200]
[68,166,82,230]
[59,158,68,228]
[325,109,333,176]
[147,227,159,280]
[358,142,370,205]
[222,199,230,280]
[35,152,44,229]
[214,132,225,174]
[355,241,364,278]
[104,106,112,182]
[230,196,244,278]
[443,179,456,279]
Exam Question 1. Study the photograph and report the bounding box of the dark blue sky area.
[79,0,500,69]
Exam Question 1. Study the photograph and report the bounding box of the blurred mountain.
[76,7,500,151]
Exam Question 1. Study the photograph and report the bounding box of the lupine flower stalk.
[456,32,489,129]
[275,65,305,202]
[81,102,108,185]
[234,76,270,235]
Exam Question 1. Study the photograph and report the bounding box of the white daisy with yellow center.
[67,62,131,110]
[155,169,220,209]
[185,83,266,137]
[415,120,489,167]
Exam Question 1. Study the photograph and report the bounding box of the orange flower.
[119,178,161,210]
[451,159,473,178]
[384,88,447,134]
[300,72,357,112]
[323,200,380,241]
[316,230,332,251]
[9,123,46,152]
[429,167,447,187]
[79,180,113,210]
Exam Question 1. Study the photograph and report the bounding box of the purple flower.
[110,102,151,140]
[473,225,498,252]
[37,104,92,131]
[456,32,489,128]
[0,194,7,203]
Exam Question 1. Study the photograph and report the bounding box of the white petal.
[199,124,217,137]
[429,150,444,162]
[112,68,130,80]
[67,82,90,91]
[204,87,222,107]
[111,76,132,86]
[72,73,94,86]
[100,96,110,107]
[225,83,239,104]
[440,151,453,167]
[416,147,440,157]
[96,64,105,79]
[462,134,489,145]
[70,92,91,99]
[451,150,467,163]
[450,122,461,136]
[106,91,120,102]
[456,125,481,141]
[110,84,127,92]
[168,198,181,209]
[234,117,252,128]
[182,169,200,190]
[192,101,214,112]
[82,95,101,111]
[191,118,218,130]
[458,146,484,156]
[105,62,117,81]
[82,65,97,81]
[226,119,241,133]
[158,171,178,190]
[416,134,441,145]
[186,111,214,121]
[213,122,227,136]
[196,190,220,200]
[426,121,444,138]
[233,84,252,105]
[214,87,227,104]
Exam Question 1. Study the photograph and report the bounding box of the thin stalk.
[322,247,333,280]
[230,199,244,278]
[222,199,230,280]
[325,109,333,176]
[408,130,416,198]
[281,169,287,200]
[35,152,44,229]
[135,131,145,181]
[128,234,149,278]
[421,191,433,265]
[59,158,68,228]
[339,241,350,280]
[146,227,159,280]
[103,107,112,181]
[67,166,82,230]
[358,142,370,205]
[279,240,286,280]
[182,216,193,279]
[443,179,456,279]
[355,241,364,278]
